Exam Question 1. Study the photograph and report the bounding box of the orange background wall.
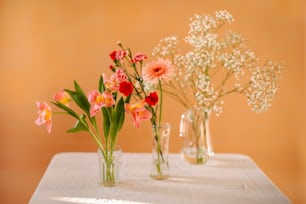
[1,0,305,203]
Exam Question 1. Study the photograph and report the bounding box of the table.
[29,153,291,204]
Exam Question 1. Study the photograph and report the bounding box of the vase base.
[181,147,209,164]
[150,174,169,180]
[182,154,207,164]
[100,181,118,187]
[151,159,169,180]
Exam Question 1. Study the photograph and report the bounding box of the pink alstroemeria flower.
[88,90,115,117]
[35,101,52,133]
[54,89,71,106]
[125,100,152,128]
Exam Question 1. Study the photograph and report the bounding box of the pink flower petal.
[88,90,115,117]
[125,100,152,128]
[142,58,175,85]
[35,101,52,133]
[54,89,71,106]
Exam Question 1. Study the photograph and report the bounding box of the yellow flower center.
[44,109,52,121]
[96,95,105,103]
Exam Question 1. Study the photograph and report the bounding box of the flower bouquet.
[35,41,175,183]
[152,10,283,164]
[109,42,175,179]
[35,52,154,186]
[36,76,132,186]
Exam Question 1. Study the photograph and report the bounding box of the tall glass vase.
[150,122,171,180]
[97,146,122,187]
[179,107,214,164]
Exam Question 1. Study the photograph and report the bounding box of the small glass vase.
[150,122,171,180]
[97,146,122,187]
[179,107,214,164]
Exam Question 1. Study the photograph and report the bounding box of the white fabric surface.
[29,153,291,204]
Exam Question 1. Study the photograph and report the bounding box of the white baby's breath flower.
[152,36,178,57]
[215,10,234,23]
[152,10,283,115]
[246,61,282,113]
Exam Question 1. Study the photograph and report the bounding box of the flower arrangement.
[152,10,283,163]
[35,9,283,176]
[35,42,175,183]
[109,43,175,129]
[109,42,175,178]
[153,10,282,114]
[36,74,136,185]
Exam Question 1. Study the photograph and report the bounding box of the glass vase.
[150,122,171,180]
[97,146,122,187]
[179,107,214,164]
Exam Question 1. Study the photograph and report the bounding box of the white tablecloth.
[29,153,291,204]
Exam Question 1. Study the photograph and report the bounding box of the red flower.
[109,65,115,71]
[145,92,158,106]
[132,53,148,63]
[110,50,128,61]
[119,81,133,96]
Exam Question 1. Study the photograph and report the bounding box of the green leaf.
[125,94,132,103]
[112,92,117,102]
[73,81,90,113]
[98,75,105,93]
[51,101,79,119]
[64,81,90,116]
[116,97,125,132]
[110,97,125,140]
[64,89,79,107]
[101,107,111,139]
[66,115,88,133]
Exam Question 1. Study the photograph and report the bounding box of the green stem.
[153,124,164,176]
[87,127,104,154]
[53,111,69,115]
[92,117,102,143]
[187,108,210,164]
[158,80,163,126]
[100,146,118,186]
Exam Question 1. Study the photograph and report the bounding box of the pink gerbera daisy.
[142,58,175,85]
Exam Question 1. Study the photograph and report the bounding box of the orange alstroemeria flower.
[35,101,52,133]
[54,89,71,106]
[125,100,152,128]
[88,90,115,117]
